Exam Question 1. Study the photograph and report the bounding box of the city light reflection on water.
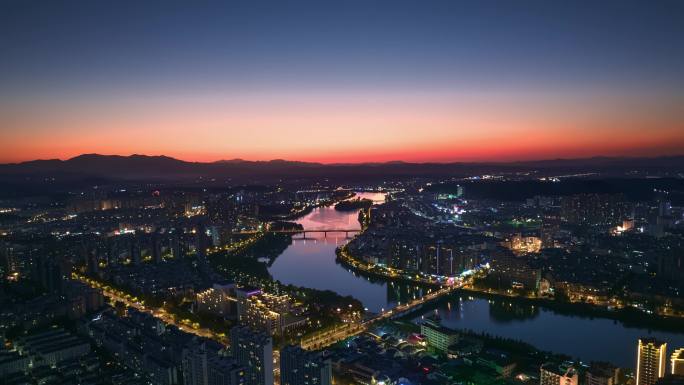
[268,191,684,368]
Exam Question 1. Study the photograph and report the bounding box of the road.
[300,279,465,350]
[73,273,227,343]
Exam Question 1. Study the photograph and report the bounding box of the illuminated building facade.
[672,348,684,376]
[420,317,458,352]
[237,288,302,336]
[637,338,667,385]
[504,233,542,254]
[540,362,579,385]
[195,282,237,317]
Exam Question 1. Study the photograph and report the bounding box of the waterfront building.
[540,362,579,385]
[487,254,541,292]
[230,326,273,385]
[420,317,458,352]
[280,345,331,385]
[586,362,619,385]
[236,288,303,336]
[637,338,667,385]
[477,351,517,378]
[672,348,684,376]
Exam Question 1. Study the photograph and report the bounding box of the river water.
[267,192,684,368]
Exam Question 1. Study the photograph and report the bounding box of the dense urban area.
[1,158,684,385]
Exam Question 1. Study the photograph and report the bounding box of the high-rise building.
[560,193,632,227]
[195,282,237,318]
[672,349,684,376]
[280,345,331,385]
[230,326,273,385]
[170,231,188,259]
[182,340,245,385]
[208,355,247,385]
[130,234,142,265]
[151,231,163,263]
[0,241,12,278]
[182,341,209,385]
[540,362,579,385]
[586,362,619,385]
[655,377,684,385]
[637,338,667,385]
[33,254,67,294]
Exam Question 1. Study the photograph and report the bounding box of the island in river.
[334,197,373,211]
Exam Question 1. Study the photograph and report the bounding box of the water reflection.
[387,281,428,306]
[422,295,684,368]
[268,192,397,312]
[488,300,540,323]
[268,191,684,368]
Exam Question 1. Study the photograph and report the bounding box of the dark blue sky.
[3,0,683,96]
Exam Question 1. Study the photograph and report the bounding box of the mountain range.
[1,153,683,182]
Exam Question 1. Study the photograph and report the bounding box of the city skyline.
[2,0,684,163]
[3,2,684,385]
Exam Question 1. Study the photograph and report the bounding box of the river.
[267,192,684,368]
[268,192,401,310]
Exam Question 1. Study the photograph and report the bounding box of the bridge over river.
[232,228,362,238]
[300,282,463,350]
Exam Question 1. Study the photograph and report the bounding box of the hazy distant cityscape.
[1,155,684,385]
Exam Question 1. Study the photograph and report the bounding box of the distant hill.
[0,153,683,182]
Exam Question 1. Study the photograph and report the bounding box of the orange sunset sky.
[1,1,683,164]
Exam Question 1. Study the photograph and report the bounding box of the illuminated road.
[74,273,291,383]
[73,273,227,343]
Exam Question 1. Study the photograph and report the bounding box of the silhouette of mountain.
[0,153,683,182]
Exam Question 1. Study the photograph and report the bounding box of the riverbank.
[336,244,448,287]
[266,191,356,221]
[335,247,440,288]
[334,197,373,211]
[339,244,684,332]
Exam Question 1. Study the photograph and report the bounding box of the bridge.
[299,282,462,350]
[232,229,362,238]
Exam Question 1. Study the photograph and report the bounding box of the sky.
[1,0,683,164]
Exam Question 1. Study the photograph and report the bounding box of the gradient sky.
[1,0,683,163]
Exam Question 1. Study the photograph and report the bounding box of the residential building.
[672,348,684,376]
[637,338,667,385]
[420,317,458,352]
[586,362,619,385]
[230,326,273,385]
[540,362,579,385]
[280,345,331,385]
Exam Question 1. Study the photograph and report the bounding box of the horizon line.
[3,152,684,167]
